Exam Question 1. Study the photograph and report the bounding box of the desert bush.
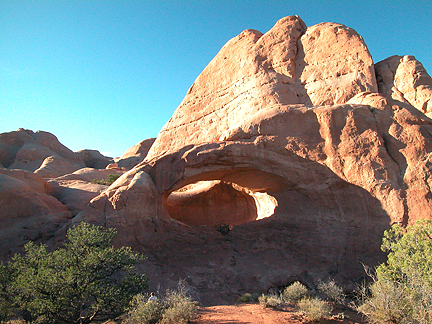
[237,293,252,303]
[161,283,198,324]
[125,294,164,324]
[125,281,197,324]
[258,293,283,308]
[298,297,332,322]
[8,222,148,324]
[357,275,409,324]
[282,281,309,303]
[317,279,345,305]
[357,219,432,324]
[91,173,120,186]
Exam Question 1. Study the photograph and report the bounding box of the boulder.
[76,149,113,169]
[54,167,125,182]
[115,138,155,169]
[35,155,85,178]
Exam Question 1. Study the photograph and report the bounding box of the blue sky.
[1,0,431,157]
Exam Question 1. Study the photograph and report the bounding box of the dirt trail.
[191,303,366,324]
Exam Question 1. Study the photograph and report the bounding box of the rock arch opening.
[165,180,278,226]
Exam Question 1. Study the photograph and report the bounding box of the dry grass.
[297,297,332,322]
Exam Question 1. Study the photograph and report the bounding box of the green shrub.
[237,293,252,303]
[215,222,230,235]
[297,297,332,322]
[317,279,345,305]
[358,219,432,324]
[91,173,121,186]
[9,222,148,324]
[258,293,283,308]
[282,281,309,303]
[125,281,197,324]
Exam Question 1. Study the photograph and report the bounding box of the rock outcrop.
[146,16,377,159]
[0,129,85,177]
[0,168,72,259]
[76,149,114,169]
[375,55,432,117]
[115,138,155,169]
[47,168,126,216]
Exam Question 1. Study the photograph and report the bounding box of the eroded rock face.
[66,16,432,304]
[0,129,85,177]
[146,16,377,159]
[375,55,432,117]
[166,181,263,226]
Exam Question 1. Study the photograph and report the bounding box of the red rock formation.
[3,16,432,305]
[0,129,85,177]
[47,168,125,216]
[375,55,432,116]
[0,169,72,259]
[76,149,114,169]
[115,138,156,169]
[146,16,377,160]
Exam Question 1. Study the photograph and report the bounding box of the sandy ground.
[190,303,366,324]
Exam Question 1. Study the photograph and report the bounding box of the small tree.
[358,219,432,323]
[9,222,148,324]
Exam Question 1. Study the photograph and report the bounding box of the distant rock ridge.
[0,128,85,177]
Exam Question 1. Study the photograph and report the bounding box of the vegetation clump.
[125,281,198,324]
[317,279,346,305]
[297,297,332,322]
[259,281,335,321]
[91,173,121,186]
[282,281,309,303]
[215,222,231,235]
[0,222,148,324]
[258,293,283,308]
[236,292,259,304]
[357,219,432,324]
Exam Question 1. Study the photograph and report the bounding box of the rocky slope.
[2,15,432,305]
[0,132,150,258]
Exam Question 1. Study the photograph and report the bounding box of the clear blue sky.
[1,0,431,157]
